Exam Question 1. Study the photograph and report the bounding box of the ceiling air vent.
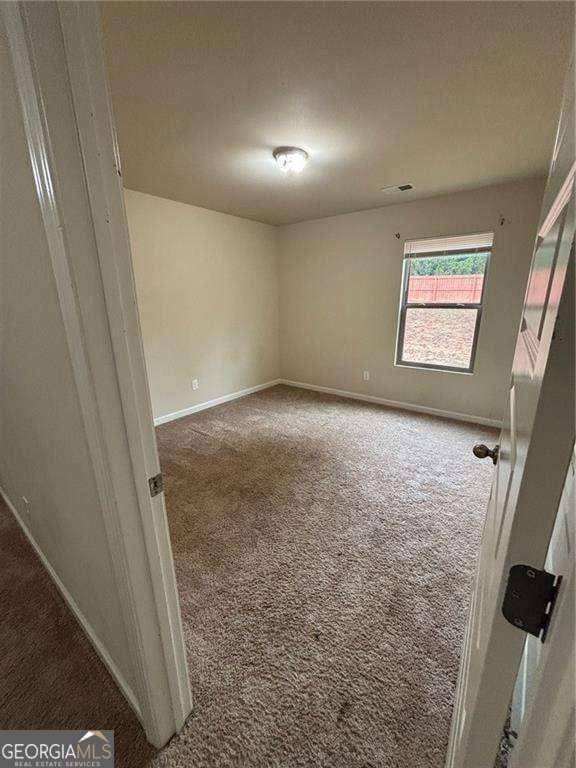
[381,183,414,193]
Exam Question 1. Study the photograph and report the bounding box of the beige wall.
[127,181,542,424]
[125,190,279,420]
[278,179,544,422]
[0,19,134,691]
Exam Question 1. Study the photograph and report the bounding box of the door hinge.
[502,564,562,642]
[148,472,164,498]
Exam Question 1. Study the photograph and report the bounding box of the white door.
[508,453,575,768]
[446,54,575,768]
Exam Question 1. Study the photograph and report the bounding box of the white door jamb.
[2,1,192,747]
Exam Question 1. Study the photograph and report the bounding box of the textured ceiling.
[101,2,573,226]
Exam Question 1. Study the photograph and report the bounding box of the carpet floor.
[155,385,496,767]
[0,385,496,767]
[0,496,155,767]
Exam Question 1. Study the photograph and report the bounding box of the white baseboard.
[153,377,501,428]
[0,486,142,720]
[280,379,502,428]
[154,379,282,426]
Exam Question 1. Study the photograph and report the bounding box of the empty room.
[1,3,574,768]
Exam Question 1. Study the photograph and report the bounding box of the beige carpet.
[0,497,154,767]
[155,385,496,767]
[0,385,496,767]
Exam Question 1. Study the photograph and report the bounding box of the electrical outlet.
[363,370,370,382]
[191,378,199,391]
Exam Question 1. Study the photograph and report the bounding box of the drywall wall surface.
[0,18,135,692]
[125,189,279,420]
[278,179,544,422]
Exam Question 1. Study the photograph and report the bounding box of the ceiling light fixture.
[273,146,309,175]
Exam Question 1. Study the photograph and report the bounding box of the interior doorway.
[2,2,572,766]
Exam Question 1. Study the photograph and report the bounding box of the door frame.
[2,0,192,747]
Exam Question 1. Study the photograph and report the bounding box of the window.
[396,232,493,372]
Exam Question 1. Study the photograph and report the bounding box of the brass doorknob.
[473,444,500,465]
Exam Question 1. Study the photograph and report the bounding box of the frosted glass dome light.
[273,146,309,175]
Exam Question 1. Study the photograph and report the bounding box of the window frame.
[395,245,491,374]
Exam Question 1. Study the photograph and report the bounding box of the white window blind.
[404,232,494,256]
